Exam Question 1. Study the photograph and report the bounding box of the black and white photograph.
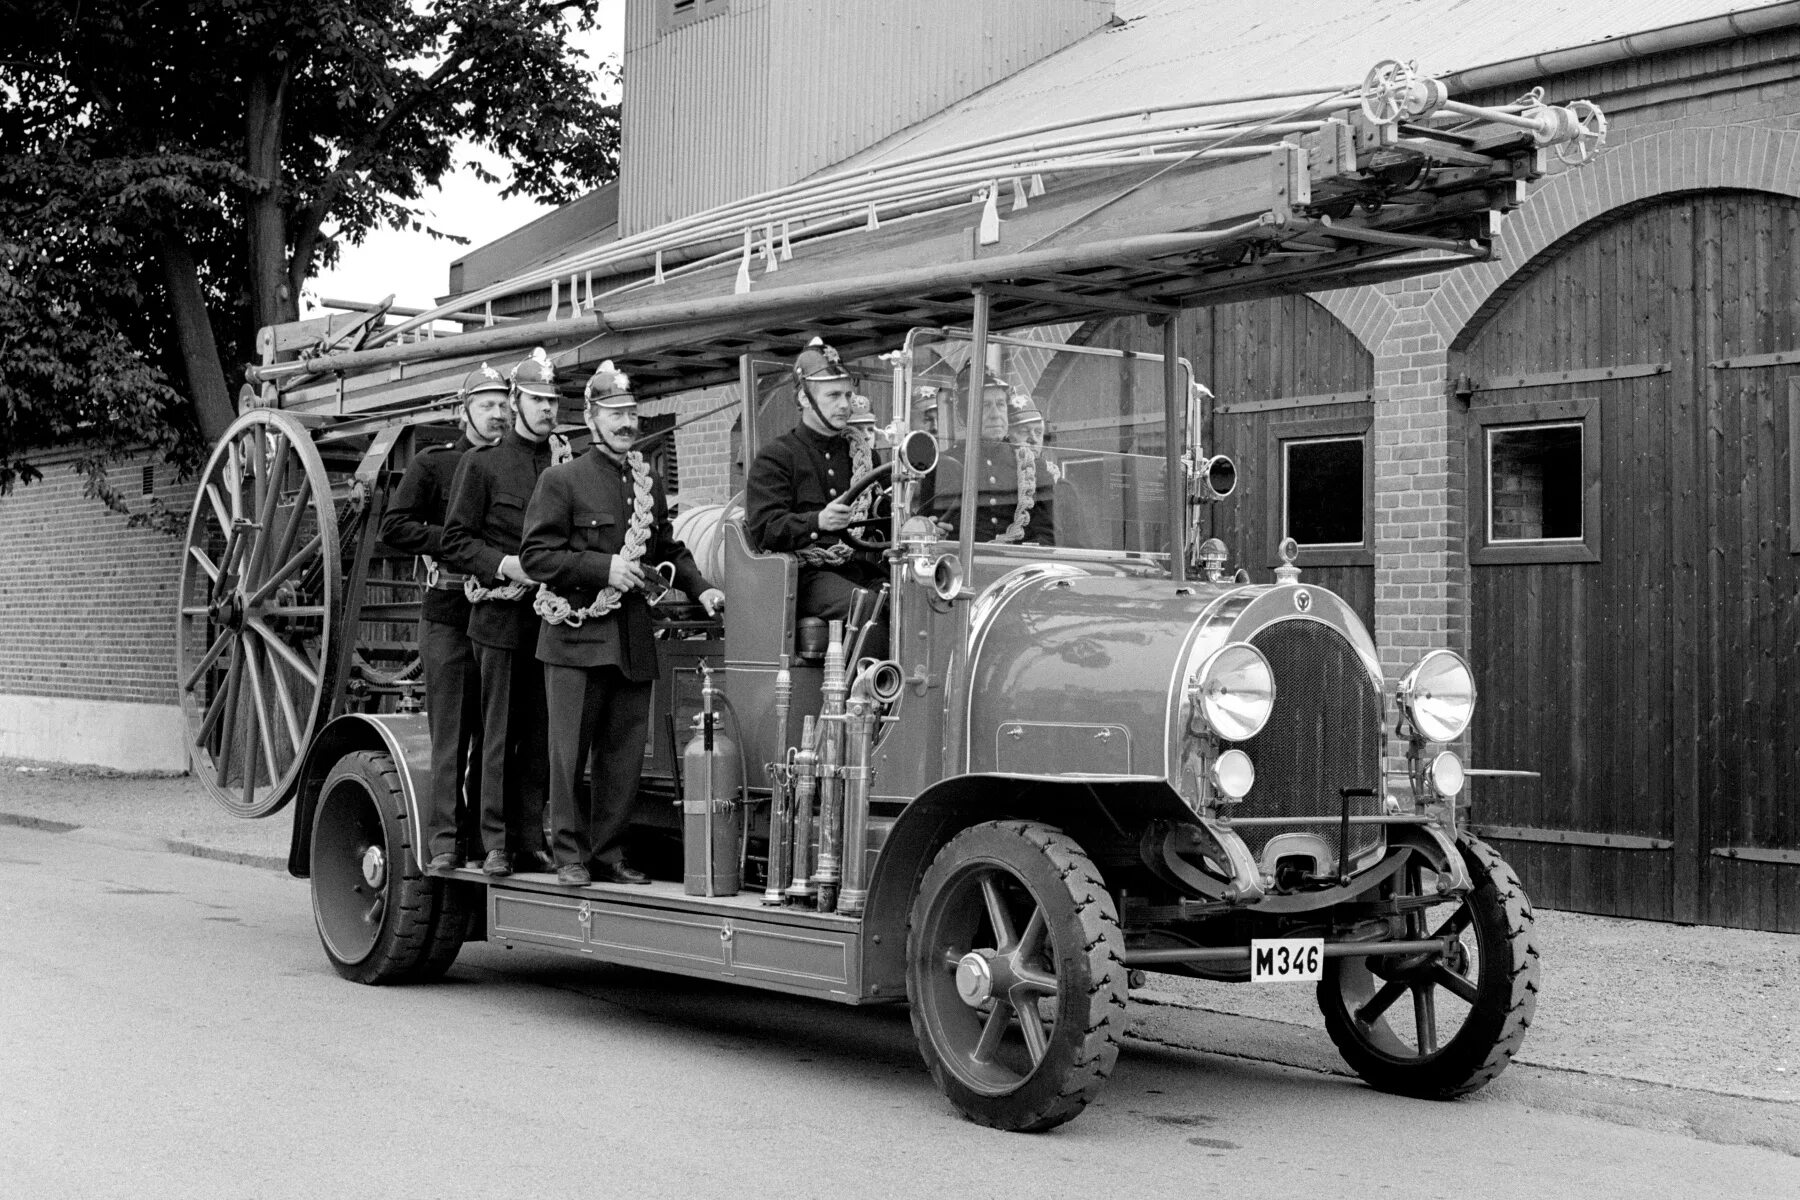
[3,1,1797,1195]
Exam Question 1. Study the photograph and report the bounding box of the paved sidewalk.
[5,755,1797,1142]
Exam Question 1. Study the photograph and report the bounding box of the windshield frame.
[899,319,1195,572]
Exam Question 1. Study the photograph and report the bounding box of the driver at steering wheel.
[745,337,888,659]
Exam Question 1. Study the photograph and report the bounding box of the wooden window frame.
[1469,396,1602,565]
[1265,413,1374,569]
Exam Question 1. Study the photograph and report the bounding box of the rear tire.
[310,750,467,984]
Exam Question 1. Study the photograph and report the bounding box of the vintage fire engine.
[179,64,1597,1129]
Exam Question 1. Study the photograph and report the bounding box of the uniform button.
[988,476,998,485]
[827,469,835,477]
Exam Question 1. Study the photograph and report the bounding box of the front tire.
[310,750,471,984]
[1317,835,1539,1097]
[906,821,1127,1132]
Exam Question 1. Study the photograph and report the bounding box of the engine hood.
[962,565,1380,788]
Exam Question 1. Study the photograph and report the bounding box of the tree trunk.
[245,67,296,333]
[152,231,236,444]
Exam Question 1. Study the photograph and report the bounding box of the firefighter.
[440,348,558,877]
[744,337,888,656]
[521,361,723,887]
[923,374,1056,546]
[379,365,510,870]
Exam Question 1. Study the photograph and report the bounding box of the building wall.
[1304,30,1800,931]
[0,452,194,771]
[620,0,1115,233]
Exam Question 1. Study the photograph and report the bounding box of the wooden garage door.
[1454,191,1800,932]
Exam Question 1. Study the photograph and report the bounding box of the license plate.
[1250,938,1323,982]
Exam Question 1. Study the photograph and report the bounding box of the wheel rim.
[311,776,389,966]
[1328,861,1485,1061]
[175,410,339,817]
[917,857,1064,1096]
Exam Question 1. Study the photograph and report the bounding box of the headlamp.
[1397,649,1476,743]
[1192,642,1275,742]
[1210,749,1255,800]
[1429,750,1466,798]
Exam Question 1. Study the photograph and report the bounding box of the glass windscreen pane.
[903,330,1173,554]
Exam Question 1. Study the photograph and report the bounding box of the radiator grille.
[1236,619,1384,871]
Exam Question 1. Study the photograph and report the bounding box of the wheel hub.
[955,950,1000,1006]
[360,844,386,890]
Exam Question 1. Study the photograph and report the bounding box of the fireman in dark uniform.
[441,348,558,876]
[521,362,724,887]
[744,337,888,656]
[925,375,1057,546]
[379,364,510,870]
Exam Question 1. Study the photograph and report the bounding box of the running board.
[444,869,883,1004]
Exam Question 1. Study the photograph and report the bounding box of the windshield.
[901,329,1182,555]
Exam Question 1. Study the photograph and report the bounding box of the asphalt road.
[4,823,1797,1200]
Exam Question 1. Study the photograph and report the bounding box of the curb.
[0,810,288,873]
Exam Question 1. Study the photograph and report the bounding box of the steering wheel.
[835,461,896,553]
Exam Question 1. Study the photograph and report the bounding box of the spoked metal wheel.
[176,410,339,817]
[1318,836,1539,1098]
[906,820,1126,1132]
[311,750,471,985]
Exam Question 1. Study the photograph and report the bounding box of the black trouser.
[472,641,549,859]
[798,567,889,662]
[544,662,654,869]
[420,616,482,860]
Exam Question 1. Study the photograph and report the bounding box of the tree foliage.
[0,0,620,499]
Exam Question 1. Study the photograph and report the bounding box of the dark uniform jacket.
[520,446,711,682]
[744,424,884,583]
[441,430,552,650]
[379,434,476,628]
[925,440,1057,546]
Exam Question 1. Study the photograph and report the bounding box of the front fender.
[287,713,432,877]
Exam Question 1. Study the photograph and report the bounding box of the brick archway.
[1432,124,1800,342]
[1308,124,1800,354]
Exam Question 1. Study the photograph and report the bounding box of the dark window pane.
[1285,436,1364,545]
[1489,423,1582,541]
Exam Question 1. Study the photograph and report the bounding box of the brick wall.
[0,451,194,708]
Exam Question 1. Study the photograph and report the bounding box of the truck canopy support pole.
[1162,317,1186,585]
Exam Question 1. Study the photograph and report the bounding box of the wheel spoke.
[1015,907,1047,961]
[247,533,321,607]
[980,874,1017,950]
[1015,994,1049,1066]
[1012,965,1058,998]
[246,617,320,687]
[1429,963,1480,1005]
[226,439,245,522]
[1356,978,1408,1025]
[243,435,289,588]
[240,639,281,780]
[182,626,234,693]
[262,471,313,588]
[1432,905,1474,941]
[204,483,231,538]
[215,645,246,786]
[971,1000,1013,1064]
[262,605,326,619]
[1411,983,1439,1054]
[196,655,233,742]
[265,640,304,751]
[187,544,221,584]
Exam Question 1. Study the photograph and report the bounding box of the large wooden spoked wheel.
[906,820,1127,1132]
[176,409,340,817]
